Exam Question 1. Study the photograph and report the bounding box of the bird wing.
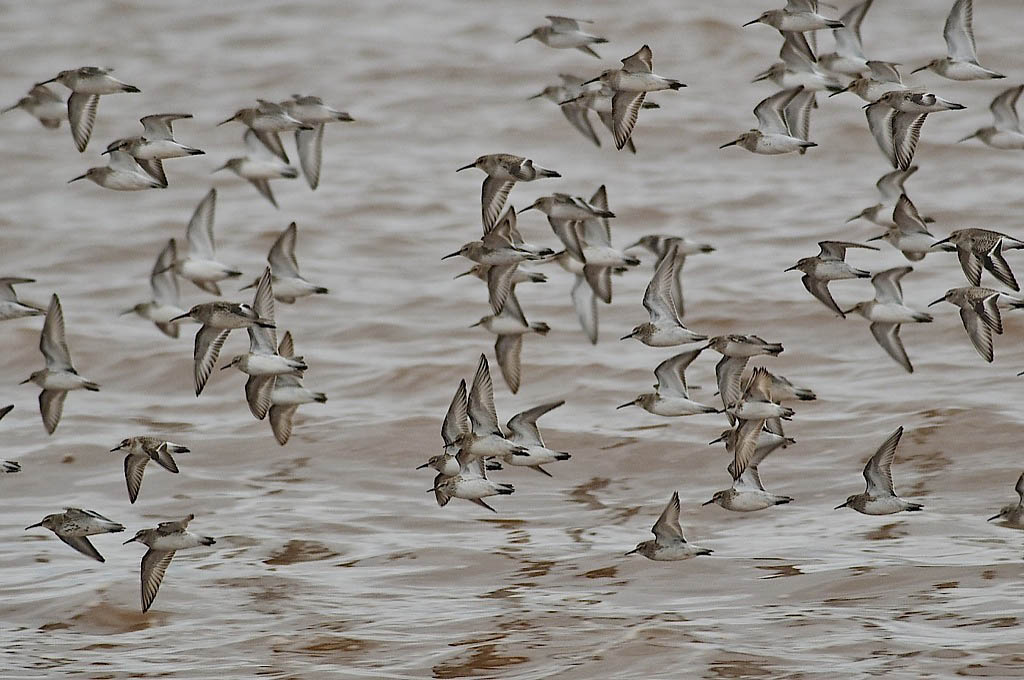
[441,379,470,448]
[269,405,298,446]
[653,349,702,398]
[185,188,218,259]
[877,166,917,204]
[892,194,933,236]
[67,93,99,152]
[990,85,1023,132]
[151,239,180,306]
[245,375,276,420]
[58,534,105,562]
[570,274,598,344]
[892,112,927,172]
[865,103,898,168]
[268,222,301,278]
[754,87,800,135]
[140,549,176,612]
[611,90,646,151]
[959,307,994,362]
[468,354,500,434]
[507,400,564,447]
[642,243,679,323]
[944,0,977,63]
[871,266,911,304]
[652,491,684,543]
[495,334,523,395]
[621,45,653,73]
[863,427,903,496]
[481,177,515,232]
[801,274,845,317]
[40,295,73,370]
[870,322,913,373]
[194,327,231,395]
[124,454,148,504]
[295,124,324,190]
[716,355,749,413]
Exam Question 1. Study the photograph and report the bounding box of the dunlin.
[1,84,65,128]
[123,239,189,338]
[516,16,608,58]
[170,299,275,396]
[725,367,795,467]
[530,75,601,148]
[280,94,354,190]
[753,32,840,92]
[214,129,300,209]
[0,277,44,321]
[707,334,784,420]
[865,90,965,170]
[268,331,326,445]
[721,85,817,154]
[68,150,164,191]
[845,266,933,373]
[21,295,99,434]
[866,194,941,261]
[818,0,874,76]
[222,269,307,420]
[836,427,923,514]
[104,113,204,187]
[240,222,328,303]
[25,508,124,562]
[429,451,514,513]
[418,379,471,475]
[829,60,906,102]
[987,472,1024,527]
[912,0,1004,80]
[583,45,685,150]
[744,2,843,31]
[617,349,718,417]
[471,290,549,394]
[166,188,242,295]
[622,243,707,346]
[503,400,572,476]
[959,85,1024,149]
[123,514,216,612]
[110,437,190,504]
[219,99,311,163]
[561,80,662,153]
[704,423,793,512]
[626,235,714,319]
[847,166,924,228]
[786,241,878,318]
[456,154,560,231]
[518,192,612,264]
[627,491,712,560]
[928,286,1023,362]
[36,66,140,151]
[931,228,1024,291]
[574,185,640,303]
[454,354,530,459]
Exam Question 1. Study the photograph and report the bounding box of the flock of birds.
[4,0,1024,616]
[3,60,345,611]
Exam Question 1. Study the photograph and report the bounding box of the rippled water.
[3,1,1024,677]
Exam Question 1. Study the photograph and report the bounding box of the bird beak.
[866,233,886,242]
[110,446,122,452]
[558,95,583,106]
[624,547,639,556]
[515,33,533,43]
[468,320,484,328]
[783,264,800,272]
[742,18,760,27]
[846,213,864,223]
[957,132,978,143]
[927,297,945,307]
[930,236,953,248]
[19,376,32,384]
[828,85,850,98]
[35,77,58,86]
[67,174,88,183]
[528,91,545,100]
[24,521,44,530]
[751,72,770,83]
[624,239,644,251]
[910,65,928,74]
[719,139,739,149]
[211,163,230,174]
[988,513,1001,521]
[582,76,600,85]
[426,488,440,493]
[168,312,191,322]
[516,205,535,214]
[834,501,849,510]
[454,270,473,279]
[216,116,235,126]
[100,147,113,155]
[441,251,461,260]
[455,163,475,172]
[416,462,430,470]
[615,401,634,410]
[122,536,139,544]
[707,434,727,445]
[701,499,715,506]
[619,333,633,341]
